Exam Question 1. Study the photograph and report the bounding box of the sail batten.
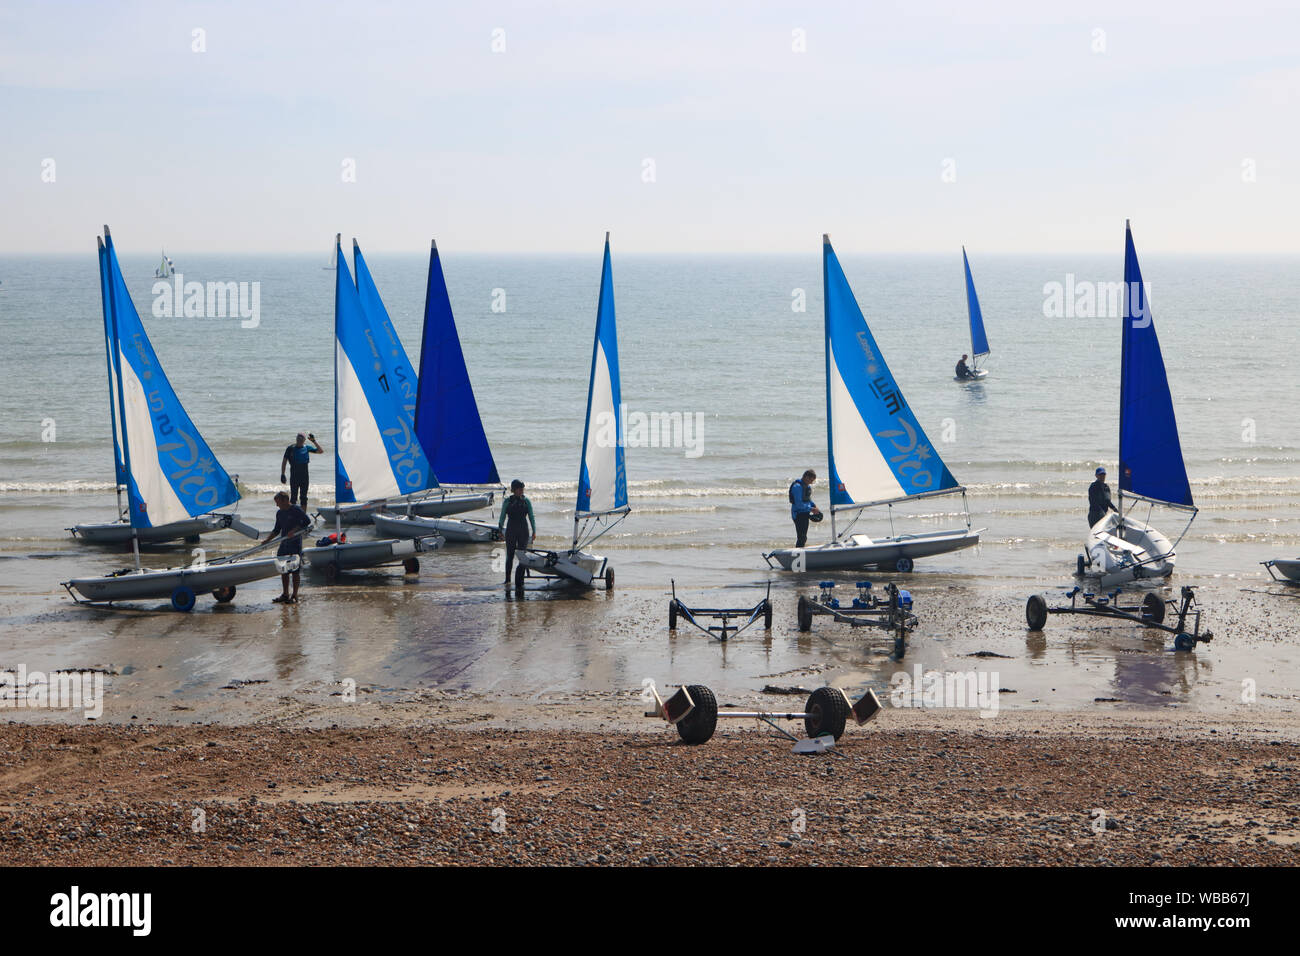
[962,247,990,359]
[575,235,627,518]
[103,232,239,528]
[1118,223,1193,509]
[413,241,500,486]
[333,241,434,504]
[823,238,959,510]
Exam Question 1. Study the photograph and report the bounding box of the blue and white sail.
[352,240,420,425]
[962,247,990,361]
[102,229,239,528]
[97,237,128,490]
[1118,221,1193,510]
[824,235,959,512]
[413,240,500,486]
[333,237,434,504]
[575,233,628,518]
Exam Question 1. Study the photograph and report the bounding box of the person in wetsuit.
[498,479,537,584]
[955,354,974,379]
[280,432,323,510]
[1087,466,1118,527]
[265,491,313,603]
[789,469,822,548]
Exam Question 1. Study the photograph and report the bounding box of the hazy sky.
[2,0,1297,253]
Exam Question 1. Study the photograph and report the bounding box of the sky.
[1,0,1297,253]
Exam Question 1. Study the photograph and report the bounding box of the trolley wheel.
[170,585,197,613]
[804,686,849,741]
[1026,594,1048,630]
[1077,554,1086,576]
[322,563,339,585]
[762,600,773,629]
[403,557,420,575]
[797,595,813,632]
[514,564,526,592]
[894,634,906,659]
[668,600,678,629]
[1142,592,1166,625]
[212,586,236,604]
[604,567,615,591]
[895,556,914,573]
[675,685,718,745]
[1174,633,1196,652]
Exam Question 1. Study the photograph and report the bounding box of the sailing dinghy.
[1079,221,1195,587]
[371,240,503,544]
[71,229,254,546]
[513,233,626,591]
[302,237,445,581]
[154,250,174,279]
[317,240,492,526]
[956,247,990,380]
[63,228,287,610]
[764,236,982,573]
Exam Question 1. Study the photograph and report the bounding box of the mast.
[97,235,125,521]
[823,233,837,543]
[105,226,142,572]
[333,233,343,540]
[1117,219,1129,526]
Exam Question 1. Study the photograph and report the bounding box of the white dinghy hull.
[318,492,492,526]
[1262,558,1300,583]
[70,513,249,545]
[371,512,500,543]
[765,528,980,572]
[1080,512,1176,587]
[65,555,296,605]
[302,535,443,576]
[515,548,612,590]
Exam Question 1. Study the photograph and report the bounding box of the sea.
[1,248,1296,585]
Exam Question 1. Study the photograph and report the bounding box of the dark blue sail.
[413,242,499,486]
[962,247,989,358]
[1118,222,1193,508]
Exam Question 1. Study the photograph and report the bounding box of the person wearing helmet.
[1087,466,1118,527]
[498,479,537,584]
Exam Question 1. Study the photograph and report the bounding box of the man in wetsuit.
[955,354,974,379]
[265,491,313,604]
[789,469,822,548]
[498,479,537,585]
[280,432,323,510]
[1087,466,1118,527]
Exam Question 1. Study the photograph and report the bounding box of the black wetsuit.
[1087,478,1116,527]
[284,444,312,509]
[956,360,972,379]
[499,495,536,582]
[271,505,311,556]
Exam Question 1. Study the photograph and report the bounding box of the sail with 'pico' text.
[575,233,628,518]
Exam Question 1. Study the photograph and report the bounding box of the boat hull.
[765,528,980,572]
[1263,559,1300,583]
[1080,513,1176,587]
[318,493,492,526]
[954,369,988,381]
[516,548,609,588]
[371,512,501,543]
[65,555,295,604]
[302,535,443,573]
[70,513,243,545]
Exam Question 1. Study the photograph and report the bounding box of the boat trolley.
[644,681,882,746]
[667,580,772,641]
[1025,585,1213,651]
[796,581,917,658]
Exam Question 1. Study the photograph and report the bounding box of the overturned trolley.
[1025,585,1213,652]
[645,682,882,745]
[667,580,772,641]
[797,581,916,658]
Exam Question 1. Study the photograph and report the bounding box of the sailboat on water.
[71,231,252,546]
[764,235,983,573]
[514,232,626,591]
[155,250,174,279]
[316,240,493,526]
[301,236,445,581]
[373,240,504,544]
[956,247,990,380]
[63,228,284,610]
[1079,221,1196,587]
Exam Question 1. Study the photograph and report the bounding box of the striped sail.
[962,247,990,359]
[1118,221,1193,509]
[333,238,433,504]
[103,229,239,528]
[824,235,958,510]
[575,234,627,517]
[413,240,500,485]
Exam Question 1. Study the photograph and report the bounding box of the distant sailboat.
[322,241,336,270]
[514,232,627,590]
[372,239,504,544]
[958,247,990,380]
[1079,220,1195,586]
[155,250,174,279]
[64,228,280,611]
[764,235,982,573]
